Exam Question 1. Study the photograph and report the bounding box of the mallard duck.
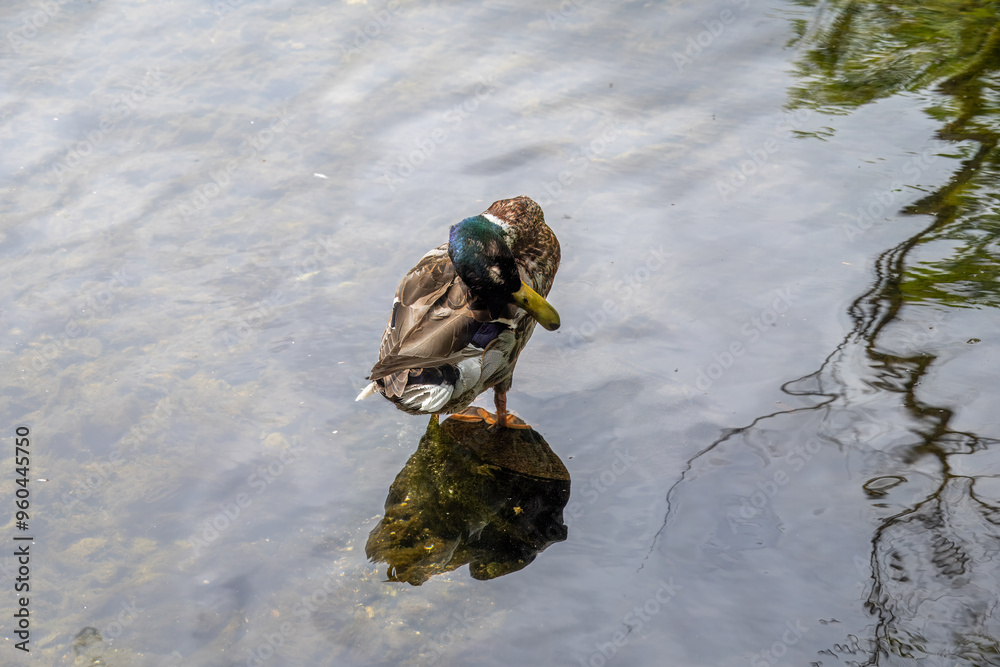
[356,196,560,428]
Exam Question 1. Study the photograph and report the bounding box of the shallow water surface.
[3,0,1000,665]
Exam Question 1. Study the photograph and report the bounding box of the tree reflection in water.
[788,4,1000,662]
[658,3,1000,664]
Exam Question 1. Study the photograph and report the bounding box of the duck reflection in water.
[365,408,570,585]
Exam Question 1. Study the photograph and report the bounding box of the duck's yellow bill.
[512,282,560,331]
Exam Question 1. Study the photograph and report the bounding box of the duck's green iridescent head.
[448,216,560,330]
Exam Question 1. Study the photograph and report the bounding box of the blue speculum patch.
[471,320,507,348]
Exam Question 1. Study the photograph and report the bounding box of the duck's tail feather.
[355,381,379,402]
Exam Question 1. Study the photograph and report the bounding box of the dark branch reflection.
[786,3,1000,663]
[865,475,1000,664]
[366,411,569,585]
[653,3,1000,664]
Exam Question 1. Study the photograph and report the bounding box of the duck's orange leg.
[493,389,530,429]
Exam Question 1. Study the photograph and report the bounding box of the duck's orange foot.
[490,412,531,429]
[445,407,531,429]
[445,407,494,423]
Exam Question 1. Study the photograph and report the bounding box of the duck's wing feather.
[368,245,483,381]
